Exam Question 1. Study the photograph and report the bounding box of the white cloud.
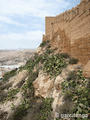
[0,0,70,29]
[0,30,43,49]
[0,24,3,28]
[0,16,25,26]
[0,0,80,49]
[0,0,70,17]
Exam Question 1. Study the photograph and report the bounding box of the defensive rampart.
[43,0,90,65]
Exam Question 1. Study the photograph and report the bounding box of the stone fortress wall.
[43,0,90,65]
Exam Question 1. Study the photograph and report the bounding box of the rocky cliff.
[0,1,90,120]
[0,40,89,120]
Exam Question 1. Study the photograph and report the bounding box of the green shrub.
[61,70,89,118]
[63,91,73,102]
[13,97,53,120]
[24,54,42,73]
[45,48,54,54]
[7,88,19,101]
[8,43,83,120]
[69,58,78,64]
[60,53,70,59]
[13,100,30,120]
[13,71,52,120]
[18,66,25,72]
[56,119,60,120]
[25,58,35,72]
[66,71,77,81]
[59,100,74,115]
[3,68,17,81]
[27,71,38,88]
[22,71,39,98]
[38,98,53,120]
[14,68,52,120]
[0,82,12,90]
[40,40,49,47]
[42,54,67,77]
[11,103,16,110]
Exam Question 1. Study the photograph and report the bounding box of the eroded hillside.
[0,1,90,120]
[0,40,89,120]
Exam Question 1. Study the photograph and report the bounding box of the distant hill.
[0,49,35,65]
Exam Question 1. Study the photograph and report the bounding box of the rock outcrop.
[0,40,89,120]
[0,1,89,120]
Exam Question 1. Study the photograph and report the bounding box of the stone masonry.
[43,0,90,65]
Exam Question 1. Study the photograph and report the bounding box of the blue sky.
[0,0,80,50]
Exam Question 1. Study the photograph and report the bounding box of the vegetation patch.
[45,48,54,54]
[38,98,53,120]
[42,54,67,78]
[11,66,39,120]
[24,54,41,73]
[59,100,74,115]
[7,88,19,101]
[3,68,17,81]
[1,40,82,120]
[0,88,19,103]
[40,40,50,47]
[22,71,39,98]
[11,50,53,120]
[60,53,70,59]
[0,82,12,91]
[61,70,89,119]
[12,99,30,120]
[19,42,70,79]
[0,91,7,103]
[69,58,78,64]
[12,70,53,120]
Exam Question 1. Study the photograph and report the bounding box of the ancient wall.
[43,0,90,65]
